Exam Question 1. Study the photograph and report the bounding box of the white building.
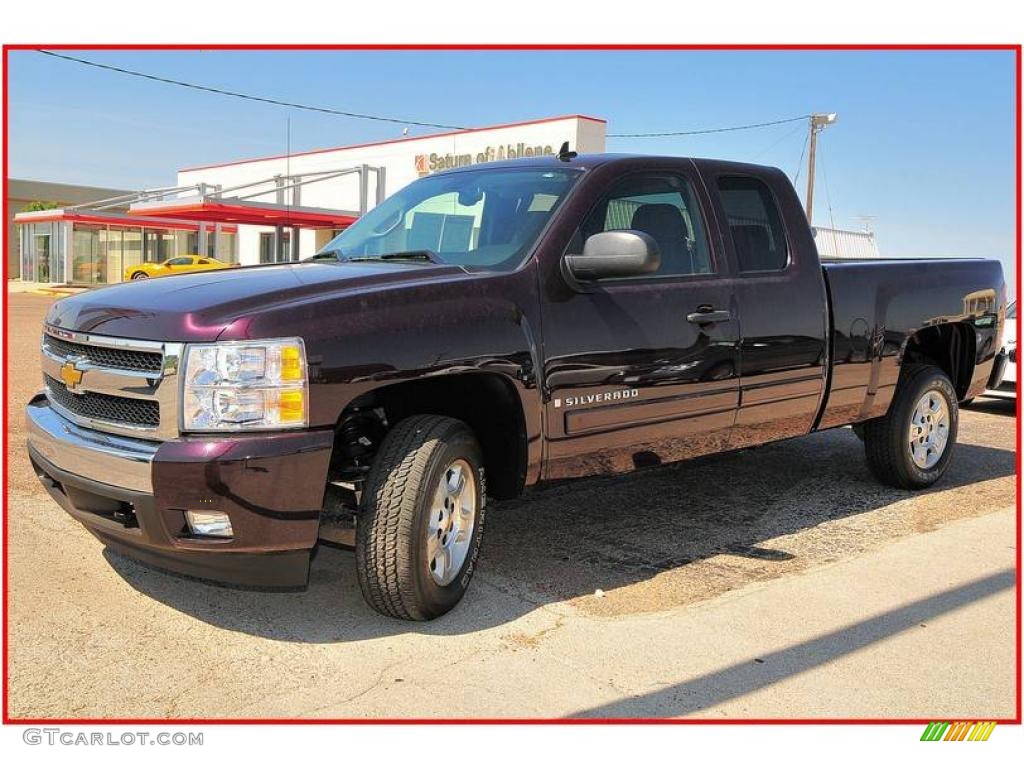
[171,114,607,266]
[812,225,881,259]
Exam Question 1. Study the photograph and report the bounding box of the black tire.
[356,415,485,620]
[863,364,958,489]
[131,272,148,280]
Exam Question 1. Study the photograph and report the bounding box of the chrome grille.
[41,327,182,440]
[43,335,163,374]
[45,374,160,427]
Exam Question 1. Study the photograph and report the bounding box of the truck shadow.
[103,426,1017,643]
[962,397,1016,416]
[566,568,1017,718]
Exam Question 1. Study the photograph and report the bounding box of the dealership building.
[14,115,607,285]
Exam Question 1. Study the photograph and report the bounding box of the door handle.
[686,308,732,325]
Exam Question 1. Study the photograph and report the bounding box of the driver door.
[541,166,740,480]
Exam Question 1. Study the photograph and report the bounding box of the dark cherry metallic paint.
[38,154,1007,588]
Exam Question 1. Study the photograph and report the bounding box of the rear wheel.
[863,364,958,489]
[356,415,485,620]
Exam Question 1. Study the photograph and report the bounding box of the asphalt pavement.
[5,291,1018,719]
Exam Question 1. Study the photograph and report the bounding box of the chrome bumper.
[26,395,158,493]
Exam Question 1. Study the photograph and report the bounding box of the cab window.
[717,176,789,272]
[166,257,194,267]
[570,173,713,277]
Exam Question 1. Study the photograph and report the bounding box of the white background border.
[1,1,1020,764]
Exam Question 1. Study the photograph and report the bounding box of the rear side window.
[717,176,789,272]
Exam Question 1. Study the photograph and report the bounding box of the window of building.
[216,231,237,263]
[716,176,789,272]
[32,232,52,283]
[571,173,713,277]
[185,231,218,258]
[122,229,143,274]
[72,225,104,284]
[143,229,176,264]
[109,228,132,280]
[259,231,290,263]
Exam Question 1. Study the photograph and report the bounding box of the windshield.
[315,167,581,272]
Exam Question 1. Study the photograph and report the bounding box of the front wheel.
[862,364,958,489]
[131,272,148,280]
[356,415,485,620]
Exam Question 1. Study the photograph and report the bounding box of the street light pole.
[805,112,838,224]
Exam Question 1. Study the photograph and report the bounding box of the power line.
[38,49,813,144]
[817,133,840,254]
[36,50,469,131]
[607,114,811,138]
[792,127,810,186]
[751,121,805,161]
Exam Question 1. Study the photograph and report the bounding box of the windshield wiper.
[307,249,343,261]
[348,250,444,265]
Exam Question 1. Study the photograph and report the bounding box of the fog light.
[185,510,233,538]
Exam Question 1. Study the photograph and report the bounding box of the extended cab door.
[696,162,829,446]
[540,163,741,480]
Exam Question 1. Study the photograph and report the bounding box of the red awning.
[129,198,358,229]
[12,209,238,233]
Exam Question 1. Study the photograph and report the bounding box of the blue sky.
[8,49,1017,285]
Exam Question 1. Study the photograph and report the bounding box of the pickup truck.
[27,152,1007,621]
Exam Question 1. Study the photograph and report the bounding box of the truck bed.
[817,257,1004,430]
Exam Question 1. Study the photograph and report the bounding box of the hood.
[46,261,467,342]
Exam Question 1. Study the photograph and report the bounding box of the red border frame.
[2,43,1021,727]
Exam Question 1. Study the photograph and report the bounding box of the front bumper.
[26,394,334,588]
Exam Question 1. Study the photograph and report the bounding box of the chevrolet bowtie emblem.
[60,360,85,392]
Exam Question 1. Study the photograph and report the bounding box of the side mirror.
[563,231,661,282]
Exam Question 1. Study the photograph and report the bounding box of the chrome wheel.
[908,389,950,469]
[426,459,477,586]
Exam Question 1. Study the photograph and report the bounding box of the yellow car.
[124,255,231,281]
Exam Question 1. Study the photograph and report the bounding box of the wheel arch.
[901,321,977,400]
[333,372,530,500]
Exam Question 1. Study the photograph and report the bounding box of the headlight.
[182,338,308,431]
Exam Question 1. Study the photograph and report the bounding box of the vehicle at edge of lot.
[980,299,1016,399]
[27,152,1007,621]
[123,254,233,281]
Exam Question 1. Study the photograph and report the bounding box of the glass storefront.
[18,216,238,285]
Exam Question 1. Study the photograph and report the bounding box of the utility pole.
[805,112,838,223]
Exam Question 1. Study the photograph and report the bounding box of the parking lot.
[5,290,1017,719]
